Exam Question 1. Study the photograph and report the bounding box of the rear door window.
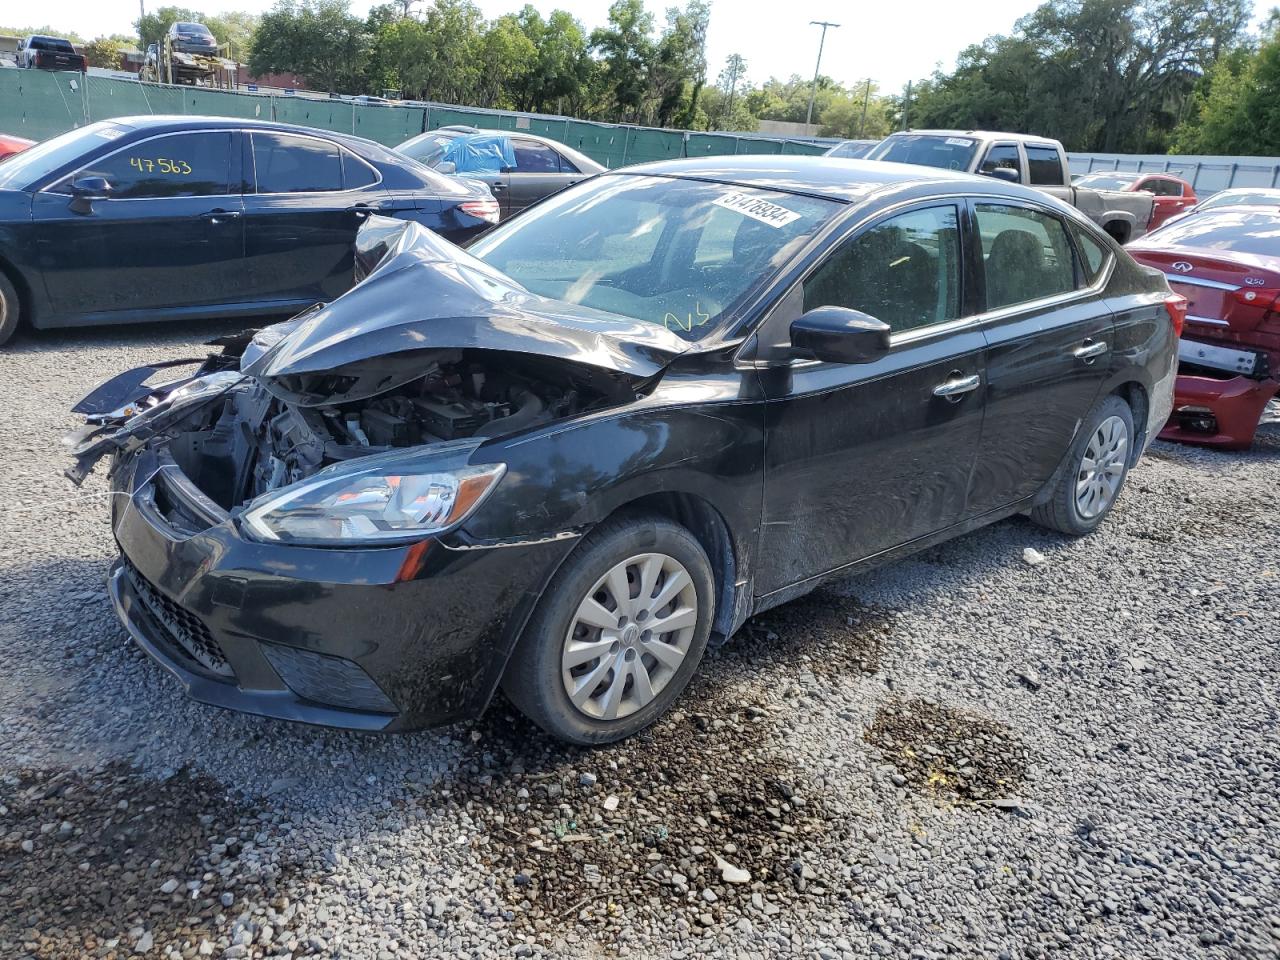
[511,138,561,173]
[1025,146,1064,185]
[975,203,1078,309]
[64,131,233,199]
[252,132,343,194]
[1070,224,1111,283]
[341,149,379,189]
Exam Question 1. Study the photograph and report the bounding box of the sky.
[15,0,1279,93]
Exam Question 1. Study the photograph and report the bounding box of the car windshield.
[1147,209,1280,257]
[177,23,212,35]
[469,174,839,341]
[0,122,129,190]
[867,135,977,171]
[825,141,874,159]
[1200,190,1280,211]
[396,133,457,168]
[1075,173,1139,189]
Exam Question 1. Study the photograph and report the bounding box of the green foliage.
[133,7,258,58]
[136,7,203,49]
[1173,26,1280,154]
[82,37,126,69]
[905,0,1254,153]
[249,0,368,93]
[1,25,88,45]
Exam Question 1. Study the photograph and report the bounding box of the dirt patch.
[865,698,1029,805]
[0,764,296,959]
[426,592,890,943]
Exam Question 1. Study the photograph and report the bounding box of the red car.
[1127,207,1280,449]
[1075,171,1197,231]
[0,134,35,160]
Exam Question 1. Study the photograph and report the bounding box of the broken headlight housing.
[240,442,504,546]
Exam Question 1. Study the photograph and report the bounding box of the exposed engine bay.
[163,349,626,511]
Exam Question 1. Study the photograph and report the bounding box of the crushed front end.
[64,218,682,730]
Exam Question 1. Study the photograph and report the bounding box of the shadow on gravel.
[0,318,262,357]
[415,591,888,941]
[864,698,1029,807]
[0,764,299,959]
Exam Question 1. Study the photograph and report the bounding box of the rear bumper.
[1158,372,1279,449]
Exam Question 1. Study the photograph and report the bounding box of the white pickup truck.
[867,130,1155,244]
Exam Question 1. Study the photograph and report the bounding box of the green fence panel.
[524,117,571,141]
[85,74,162,122]
[562,121,629,167]
[734,138,783,156]
[622,127,685,166]
[185,86,267,120]
[427,107,493,130]
[0,70,83,139]
[781,139,827,156]
[685,133,739,157]
[270,97,356,135]
[353,104,426,145]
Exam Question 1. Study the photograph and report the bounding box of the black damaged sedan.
[68,157,1179,744]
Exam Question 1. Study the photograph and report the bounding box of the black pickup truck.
[16,35,88,72]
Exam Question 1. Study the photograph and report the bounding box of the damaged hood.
[245,217,691,405]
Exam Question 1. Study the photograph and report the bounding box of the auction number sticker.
[712,191,801,228]
[945,137,974,146]
[129,157,193,175]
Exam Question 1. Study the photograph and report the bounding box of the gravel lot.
[1,322,1277,960]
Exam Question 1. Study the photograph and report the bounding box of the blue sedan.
[0,116,500,345]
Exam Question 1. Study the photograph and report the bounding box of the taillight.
[1164,292,1188,338]
[1231,288,1280,313]
[460,199,500,225]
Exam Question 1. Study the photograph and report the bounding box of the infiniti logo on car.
[1172,261,1194,273]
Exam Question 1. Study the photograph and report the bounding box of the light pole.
[805,20,839,128]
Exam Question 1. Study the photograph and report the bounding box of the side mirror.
[790,306,891,364]
[982,167,1020,184]
[68,176,111,214]
[434,160,456,175]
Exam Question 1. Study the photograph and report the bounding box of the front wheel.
[501,514,715,745]
[1032,394,1135,536]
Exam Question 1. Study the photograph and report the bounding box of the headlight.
[241,448,505,546]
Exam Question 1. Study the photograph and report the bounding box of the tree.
[83,37,125,69]
[204,12,260,60]
[248,0,369,93]
[475,16,538,108]
[1174,15,1280,154]
[651,1,709,127]
[590,0,655,122]
[509,7,593,114]
[905,0,1253,152]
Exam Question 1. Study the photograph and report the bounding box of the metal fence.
[0,69,828,168]
[1067,152,1280,196]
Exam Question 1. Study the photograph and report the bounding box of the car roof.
[99,115,387,152]
[616,155,1055,204]
[888,129,1060,146]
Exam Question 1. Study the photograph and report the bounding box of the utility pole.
[902,80,912,131]
[805,20,839,128]
[139,0,146,30]
[724,56,740,129]
[858,79,871,139]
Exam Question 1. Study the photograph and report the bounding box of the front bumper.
[107,446,577,731]
[1159,373,1279,450]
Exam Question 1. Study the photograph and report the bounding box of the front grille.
[122,559,233,679]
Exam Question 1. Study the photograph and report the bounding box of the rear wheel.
[1032,394,1134,536]
[0,271,19,347]
[501,514,714,745]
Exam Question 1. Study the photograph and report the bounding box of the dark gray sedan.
[394,129,604,219]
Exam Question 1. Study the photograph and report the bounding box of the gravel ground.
[1,322,1278,960]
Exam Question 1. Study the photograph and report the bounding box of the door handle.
[932,373,981,399]
[197,209,240,223]
[489,182,507,192]
[1072,340,1108,361]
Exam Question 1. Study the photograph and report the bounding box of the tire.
[501,513,715,745]
[1031,394,1135,536]
[0,271,18,347]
